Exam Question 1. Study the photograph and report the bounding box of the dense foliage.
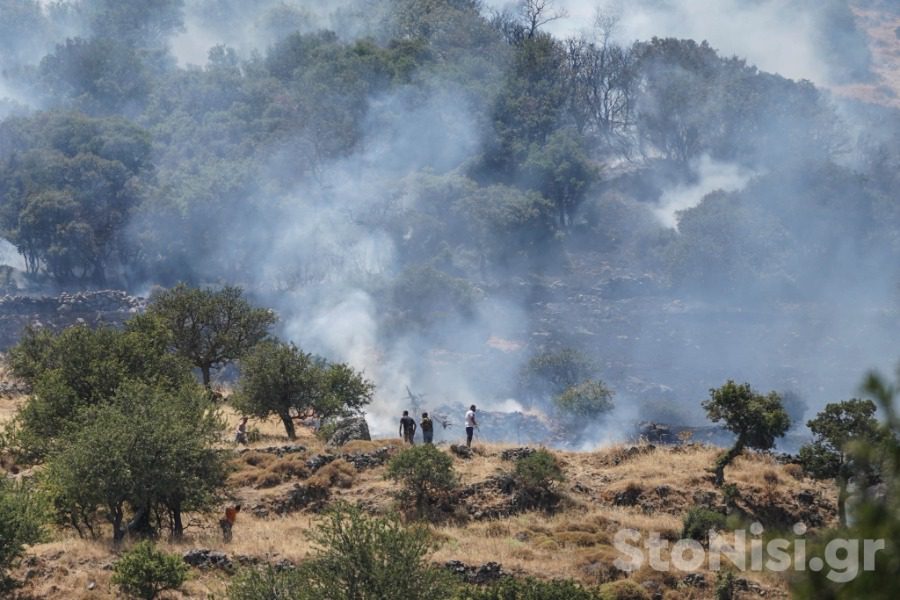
[232,339,374,439]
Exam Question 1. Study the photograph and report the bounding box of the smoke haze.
[1,0,899,447]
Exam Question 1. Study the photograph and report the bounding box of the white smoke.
[653,156,757,229]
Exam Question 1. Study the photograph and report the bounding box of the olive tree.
[146,284,276,387]
[702,380,791,486]
[45,382,226,542]
[799,398,882,525]
[233,340,373,440]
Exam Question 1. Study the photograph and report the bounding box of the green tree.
[522,129,596,228]
[386,445,457,517]
[112,541,188,600]
[702,380,791,486]
[45,382,226,542]
[233,340,373,440]
[146,284,276,387]
[554,380,615,423]
[0,112,152,283]
[799,399,883,525]
[6,322,190,460]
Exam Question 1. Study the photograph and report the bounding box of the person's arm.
[399,421,403,436]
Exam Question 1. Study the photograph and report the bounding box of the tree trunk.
[201,364,212,388]
[280,411,297,440]
[112,507,125,544]
[171,501,184,541]
[837,478,848,527]
[713,439,745,487]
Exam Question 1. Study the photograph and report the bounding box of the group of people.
[399,404,479,447]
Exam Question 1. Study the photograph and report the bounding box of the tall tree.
[146,284,276,387]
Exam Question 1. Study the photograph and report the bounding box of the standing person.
[420,412,434,444]
[234,416,249,445]
[219,504,240,542]
[465,404,478,448]
[399,410,417,445]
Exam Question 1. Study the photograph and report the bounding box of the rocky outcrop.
[326,416,371,448]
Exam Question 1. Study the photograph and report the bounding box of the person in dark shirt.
[399,410,417,444]
[420,412,434,444]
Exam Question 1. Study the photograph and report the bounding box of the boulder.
[327,416,371,448]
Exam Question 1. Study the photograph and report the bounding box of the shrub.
[228,565,311,600]
[386,445,457,517]
[513,448,565,509]
[111,541,188,600]
[598,580,650,600]
[228,505,453,600]
[681,508,727,544]
[458,576,601,599]
[0,479,46,585]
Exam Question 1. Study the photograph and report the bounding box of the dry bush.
[554,519,601,534]
[510,546,535,560]
[783,463,804,480]
[484,521,510,538]
[308,458,356,489]
[340,439,400,454]
[575,545,625,584]
[266,454,309,479]
[556,531,607,547]
[241,451,276,468]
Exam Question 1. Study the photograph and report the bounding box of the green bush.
[598,580,650,600]
[458,576,601,599]
[229,505,452,600]
[0,479,46,585]
[554,380,615,423]
[513,448,565,509]
[228,565,311,600]
[386,445,457,517]
[111,541,188,600]
[681,507,727,544]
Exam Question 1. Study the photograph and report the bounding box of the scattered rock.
[305,454,337,472]
[500,447,536,461]
[682,573,706,587]
[614,485,643,507]
[272,483,330,514]
[327,416,371,448]
[450,444,474,459]
[182,549,233,571]
[239,444,306,457]
[342,447,394,470]
[87,581,96,591]
[444,560,504,584]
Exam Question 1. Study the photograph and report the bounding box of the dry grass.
[6,423,837,599]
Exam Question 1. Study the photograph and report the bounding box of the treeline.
[1,0,896,299]
[0,284,372,548]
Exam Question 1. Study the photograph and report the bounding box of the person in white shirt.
[465,405,478,448]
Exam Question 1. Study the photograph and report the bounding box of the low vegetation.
[111,541,188,600]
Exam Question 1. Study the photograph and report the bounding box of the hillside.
[1,389,838,600]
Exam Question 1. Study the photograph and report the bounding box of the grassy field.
[0,395,840,599]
